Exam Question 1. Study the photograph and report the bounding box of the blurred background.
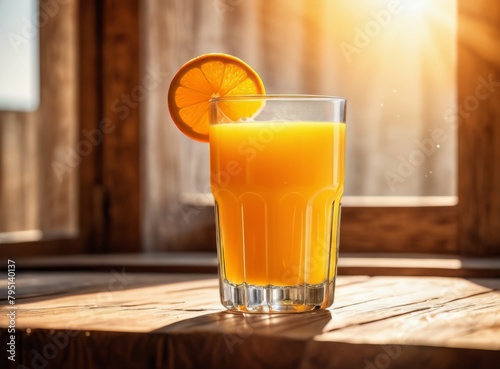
[161,0,457,200]
[0,0,485,255]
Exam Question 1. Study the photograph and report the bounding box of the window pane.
[164,0,457,200]
[336,0,457,197]
[0,0,39,111]
[0,0,77,242]
[142,0,457,250]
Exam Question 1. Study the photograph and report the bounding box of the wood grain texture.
[458,0,500,255]
[141,0,219,252]
[0,112,39,232]
[101,0,141,252]
[38,0,78,235]
[77,0,104,252]
[0,272,498,369]
[341,206,458,254]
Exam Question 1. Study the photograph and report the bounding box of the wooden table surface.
[1,272,499,369]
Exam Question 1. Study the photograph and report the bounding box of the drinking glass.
[209,95,346,313]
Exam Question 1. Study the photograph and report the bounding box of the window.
[141,0,463,253]
[0,0,39,111]
[0,0,79,248]
[2,0,499,258]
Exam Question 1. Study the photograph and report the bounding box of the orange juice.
[210,121,345,287]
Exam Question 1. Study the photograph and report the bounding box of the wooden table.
[1,271,499,368]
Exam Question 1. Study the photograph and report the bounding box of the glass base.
[220,279,336,313]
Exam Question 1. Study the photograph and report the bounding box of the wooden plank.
[9,253,500,277]
[0,273,497,340]
[458,0,500,255]
[0,112,39,232]
[77,0,104,252]
[142,203,459,254]
[341,206,458,254]
[10,330,496,369]
[0,273,498,369]
[0,239,84,259]
[11,252,218,273]
[38,0,78,235]
[337,253,500,278]
[101,0,141,252]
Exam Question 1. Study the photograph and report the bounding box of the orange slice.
[167,53,265,142]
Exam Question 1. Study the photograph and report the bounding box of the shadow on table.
[153,309,333,368]
[155,308,333,339]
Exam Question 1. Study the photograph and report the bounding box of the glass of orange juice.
[209,95,346,313]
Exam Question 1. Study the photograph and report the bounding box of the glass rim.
[211,94,347,103]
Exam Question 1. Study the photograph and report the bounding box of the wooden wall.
[101,0,141,252]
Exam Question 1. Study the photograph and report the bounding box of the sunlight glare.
[402,0,431,15]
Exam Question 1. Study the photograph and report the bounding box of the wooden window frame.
[1,0,499,259]
[0,0,94,258]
